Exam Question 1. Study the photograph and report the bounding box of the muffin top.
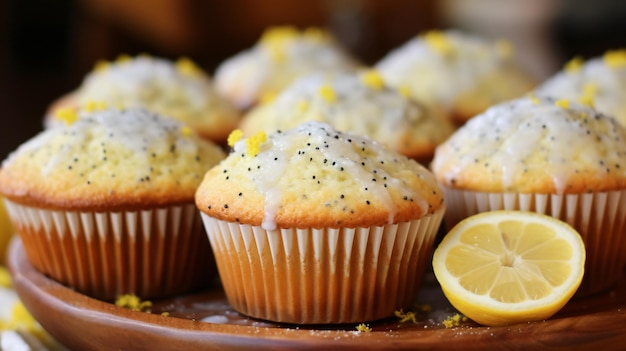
[431,96,626,194]
[214,26,360,110]
[195,121,444,230]
[535,50,626,127]
[0,107,226,210]
[240,71,455,161]
[47,55,240,143]
[375,30,535,124]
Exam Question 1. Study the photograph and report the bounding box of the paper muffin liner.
[441,187,626,296]
[3,199,214,301]
[200,206,445,324]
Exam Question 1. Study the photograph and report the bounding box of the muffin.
[431,95,626,296]
[240,70,455,165]
[535,49,626,127]
[195,121,445,324]
[375,30,536,125]
[0,106,226,300]
[214,26,361,111]
[45,55,240,144]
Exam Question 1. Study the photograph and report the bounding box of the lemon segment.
[433,210,585,326]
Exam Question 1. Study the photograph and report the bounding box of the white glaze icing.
[536,54,626,126]
[431,96,626,193]
[232,121,434,230]
[241,72,453,153]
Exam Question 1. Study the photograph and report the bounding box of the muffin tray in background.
[8,237,626,351]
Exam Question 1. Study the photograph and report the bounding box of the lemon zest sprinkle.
[246,131,268,157]
[180,126,193,136]
[304,27,329,42]
[355,323,372,332]
[555,99,570,109]
[423,30,454,55]
[93,60,110,73]
[564,56,584,74]
[260,91,278,105]
[360,70,385,90]
[495,39,513,58]
[296,100,309,113]
[227,129,244,147]
[318,85,336,103]
[176,57,201,77]
[527,92,541,105]
[54,108,79,126]
[397,85,411,98]
[161,312,170,317]
[603,49,626,68]
[84,100,107,113]
[578,95,595,108]
[0,266,11,288]
[115,294,152,312]
[260,26,298,62]
[116,54,132,64]
[394,309,418,324]
[442,313,466,328]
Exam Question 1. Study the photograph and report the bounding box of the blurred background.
[1,0,626,159]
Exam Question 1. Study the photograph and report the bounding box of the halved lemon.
[432,210,585,327]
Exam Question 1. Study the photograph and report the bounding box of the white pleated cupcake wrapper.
[441,188,626,296]
[3,199,213,300]
[201,206,445,324]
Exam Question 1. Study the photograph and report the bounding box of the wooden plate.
[8,237,626,351]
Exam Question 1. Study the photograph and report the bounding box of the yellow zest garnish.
[260,26,299,62]
[84,100,107,113]
[577,82,598,107]
[564,56,584,74]
[115,294,152,312]
[93,60,110,73]
[161,312,170,317]
[0,266,11,288]
[442,313,467,328]
[180,126,193,136]
[6,302,38,331]
[318,85,336,103]
[260,91,278,105]
[359,70,385,90]
[578,95,595,108]
[355,323,372,332]
[176,57,201,77]
[603,49,626,68]
[495,39,513,58]
[227,129,243,147]
[296,100,309,113]
[304,27,329,42]
[260,26,299,45]
[54,108,79,126]
[527,92,541,105]
[423,30,454,55]
[397,85,411,98]
[394,309,418,324]
[555,99,570,109]
[246,131,268,157]
[116,54,132,64]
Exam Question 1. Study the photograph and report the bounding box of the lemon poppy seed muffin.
[240,71,455,165]
[196,121,445,324]
[214,26,361,111]
[431,96,626,295]
[376,30,536,125]
[46,55,240,143]
[536,49,626,127]
[0,107,226,300]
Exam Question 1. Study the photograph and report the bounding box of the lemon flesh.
[433,210,585,327]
